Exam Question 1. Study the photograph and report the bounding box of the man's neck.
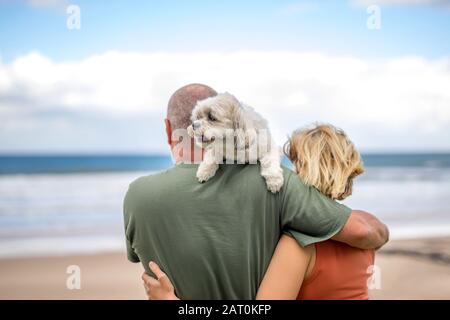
[170,139,204,164]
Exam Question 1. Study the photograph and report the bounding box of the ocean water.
[0,154,449,258]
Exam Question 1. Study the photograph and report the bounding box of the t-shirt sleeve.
[125,236,140,263]
[280,171,352,247]
[123,183,140,263]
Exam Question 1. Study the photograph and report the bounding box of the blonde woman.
[143,124,376,300]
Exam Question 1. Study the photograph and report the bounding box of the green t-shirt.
[123,163,350,299]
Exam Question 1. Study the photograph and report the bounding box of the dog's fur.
[187,92,284,193]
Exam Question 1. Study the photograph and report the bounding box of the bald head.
[167,83,217,130]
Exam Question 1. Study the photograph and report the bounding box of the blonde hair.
[284,124,364,200]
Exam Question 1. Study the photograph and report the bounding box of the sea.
[0,153,449,258]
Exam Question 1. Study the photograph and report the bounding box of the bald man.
[123,83,389,299]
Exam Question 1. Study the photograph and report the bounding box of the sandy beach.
[0,237,449,300]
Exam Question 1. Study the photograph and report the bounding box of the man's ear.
[165,118,173,146]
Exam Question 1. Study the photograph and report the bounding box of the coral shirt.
[297,240,375,300]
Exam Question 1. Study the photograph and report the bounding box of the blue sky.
[0,0,449,153]
[1,0,449,61]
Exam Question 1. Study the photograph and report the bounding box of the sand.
[1,237,449,300]
[369,236,450,300]
[0,251,145,300]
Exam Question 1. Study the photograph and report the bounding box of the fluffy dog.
[187,92,284,193]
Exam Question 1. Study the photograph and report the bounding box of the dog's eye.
[208,113,217,122]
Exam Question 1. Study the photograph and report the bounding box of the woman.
[142,124,375,300]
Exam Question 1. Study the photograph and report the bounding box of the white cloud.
[351,0,450,8]
[0,0,69,13]
[1,51,449,152]
[26,0,68,8]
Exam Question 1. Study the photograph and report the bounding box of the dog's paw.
[265,173,284,193]
[196,168,216,183]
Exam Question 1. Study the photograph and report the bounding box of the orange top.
[297,240,375,300]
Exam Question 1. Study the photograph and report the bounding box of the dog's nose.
[192,121,201,130]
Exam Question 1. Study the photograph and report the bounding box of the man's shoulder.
[279,165,312,194]
[131,168,171,185]
[224,164,302,196]
[125,167,178,203]
[123,167,182,219]
[224,163,294,176]
[281,165,295,179]
[280,165,300,187]
[128,167,177,192]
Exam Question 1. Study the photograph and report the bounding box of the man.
[123,83,389,299]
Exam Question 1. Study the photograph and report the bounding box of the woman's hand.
[142,261,180,300]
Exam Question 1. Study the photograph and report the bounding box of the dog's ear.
[223,92,251,150]
[235,128,247,150]
[233,109,257,151]
[232,105,245,131]
[221,92,241,110]
[235,128,258,152]
[187,125,194,138]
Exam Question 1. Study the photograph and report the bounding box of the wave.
[1,153,450,175]
[0,165,449,258]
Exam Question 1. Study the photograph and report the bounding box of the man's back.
[124,163,350,299]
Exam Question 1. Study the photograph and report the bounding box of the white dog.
[187,92,284,193]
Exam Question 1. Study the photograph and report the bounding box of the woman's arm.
[256,235,314,300]
[142,235,314,300]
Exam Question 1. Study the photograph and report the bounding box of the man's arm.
[332,210,389,250]
[280,169,389,249]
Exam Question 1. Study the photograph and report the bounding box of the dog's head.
[188,92,242,147]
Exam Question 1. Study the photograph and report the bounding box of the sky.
[0,0,449,154]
